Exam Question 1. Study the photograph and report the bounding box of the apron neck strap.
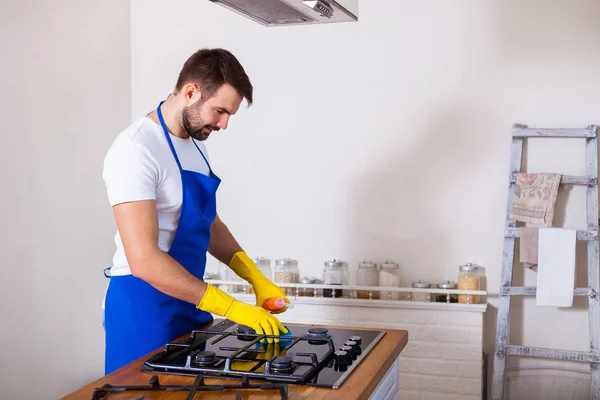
[157,100,183,172]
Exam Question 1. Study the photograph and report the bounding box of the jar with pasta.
[247,257,272,294]
[457,263,480,304]
[274,258,299,296]
[379,261,401,300]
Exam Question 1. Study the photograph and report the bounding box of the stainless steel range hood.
[208,0,358,27]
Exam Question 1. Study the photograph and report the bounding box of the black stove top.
[141,319,386,389]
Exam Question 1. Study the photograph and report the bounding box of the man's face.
[181,83,243,141]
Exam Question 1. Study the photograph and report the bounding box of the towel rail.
[512,125,597,138]
[505,227,598,241]
[504,345,600,363]
[500,287,595,297]
[509,173,597,185]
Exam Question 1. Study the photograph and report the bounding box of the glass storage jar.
[203,272,219,288]
[379,261,401,300]
[357,261,379,299]
[411,280,432,302]
[323,259,349,298]
[458,262,480,304]
[219,262,243,293]
[274,258,299,296]
[435,280,458,303]
[298,276,318,297]
[247,257,272,294]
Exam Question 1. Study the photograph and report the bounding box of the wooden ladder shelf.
[491,124,600,400]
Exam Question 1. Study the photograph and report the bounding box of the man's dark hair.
[175,48,253,106]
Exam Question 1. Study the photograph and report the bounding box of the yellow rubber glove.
[197,283,288,343]
[229,251,290,313]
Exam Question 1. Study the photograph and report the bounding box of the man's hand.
[207,216,289,312]
[197,284,288,343]
[229,252,290,312]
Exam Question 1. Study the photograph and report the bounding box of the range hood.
[208,0,358,27]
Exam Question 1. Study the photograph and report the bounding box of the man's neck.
[148,95,189,139]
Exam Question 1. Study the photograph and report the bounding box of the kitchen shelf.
[204,279,488,312]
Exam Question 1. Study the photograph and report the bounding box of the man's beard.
[181,103,219,141]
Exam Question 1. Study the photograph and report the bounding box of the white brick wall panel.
[454,361,483,379]
[436,311,482,327]
[400,342,442,359]
[389,309,439,325]
[397,389,422,400]
[398,373,439,391]
[415,325,478,344]
[420,393,481,400]
[400,374,482,396]
[437,377,482,396]
[398,358,482,379]
[440,344,481,361]
[399,358,458,377]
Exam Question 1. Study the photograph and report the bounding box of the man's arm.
[113,199,207,305]
[206,214,290,311]
[208,214,243,265]
[113,200,287,340]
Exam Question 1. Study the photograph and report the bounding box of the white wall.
[0,1,130,399]
[131,0,600,397]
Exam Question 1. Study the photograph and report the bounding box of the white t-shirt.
[102,116,212,278]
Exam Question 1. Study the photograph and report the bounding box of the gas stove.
[141,319,386,389]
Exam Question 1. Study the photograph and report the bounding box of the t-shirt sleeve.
[102,139,158,207]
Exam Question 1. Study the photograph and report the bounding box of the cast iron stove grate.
[142,320,335,384]
[91,373,288,400]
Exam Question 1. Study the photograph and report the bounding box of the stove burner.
[271,356,295,373]
[237,324,255,334]
[194,351,217,367]
[307,327,330,338]
[236,324,257,341]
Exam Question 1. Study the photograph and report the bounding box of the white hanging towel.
[536,227,577,307]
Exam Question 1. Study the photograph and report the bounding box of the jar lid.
[253,256,271,265]
[301,276,318,284]
[437,280,457,289]
[204,272,218,280]
[324,259,347,268]
[358,261,377,268]
[412,279,431,288]
[459,262,479,272]
[380,261,399,269]
[276,257,298,266]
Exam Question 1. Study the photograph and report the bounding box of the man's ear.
[183,83,202,103]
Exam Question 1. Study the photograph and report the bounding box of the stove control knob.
[334,350,348,371]
[340,345,356,361]
[348,336,362,346]
[334,351,348,366]
[344,340,361,355]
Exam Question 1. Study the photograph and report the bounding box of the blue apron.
[103,99,221,375]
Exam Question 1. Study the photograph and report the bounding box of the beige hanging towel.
[511,173,561,226]
[519,226,539,271]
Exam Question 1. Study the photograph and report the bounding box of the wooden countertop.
[61,320,408,400]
